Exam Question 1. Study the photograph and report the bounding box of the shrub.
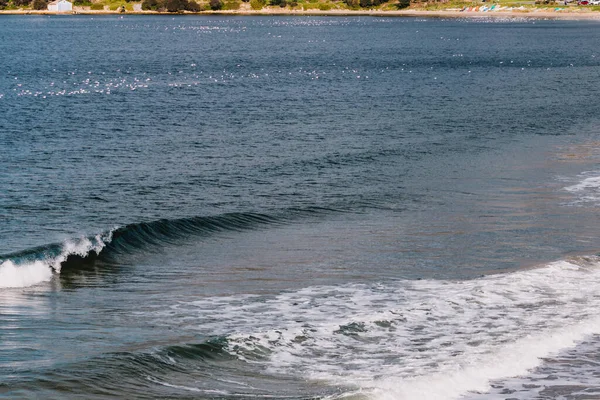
[90,2,103,8]
[356,0,381,7]
[13,0,30,6]
[249,0,264,8]
[397,0,409,7]
[141,0,159,8]
[186,0,201,10]
[165,0,189,11]
[32,0,46,8]
[317,2,331,8]
[209,0,222,8]
[0,0,6,8]
[222,0,240,8]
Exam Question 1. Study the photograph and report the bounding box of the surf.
[154,256,600,400]
[0,232,112,289]
[0,208,337,289]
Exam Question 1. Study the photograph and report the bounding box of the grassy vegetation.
[222,0,240,8]
[301,2,334,9]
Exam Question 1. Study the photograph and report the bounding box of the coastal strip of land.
[2,7,600,18]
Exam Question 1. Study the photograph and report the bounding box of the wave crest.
[0,208,335,290]
[0,232,113,289]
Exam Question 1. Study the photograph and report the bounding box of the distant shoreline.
[2,7,600,18]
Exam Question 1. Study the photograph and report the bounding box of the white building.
[48,0,73,11]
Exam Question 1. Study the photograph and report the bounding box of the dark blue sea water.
[2,15,600,400]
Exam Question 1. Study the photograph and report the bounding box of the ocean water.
[1,14,600,399]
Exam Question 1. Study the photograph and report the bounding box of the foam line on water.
[564,174,600,192]
[563,171,600,205]
[372,317,600,400]
[143,257,600,400]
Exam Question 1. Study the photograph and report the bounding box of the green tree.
[13,0,31,7]
[164,0,187,11]
[209,0,222,9]
[141,0,159,9]
[32,0,47,8]
[249,0,264,8]
[186,0,201,10]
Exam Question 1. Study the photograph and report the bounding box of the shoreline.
[1,8,600,19]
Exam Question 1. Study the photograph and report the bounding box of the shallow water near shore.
[2,15,600,400]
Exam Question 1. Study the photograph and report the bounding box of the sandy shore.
[1,6,600,19]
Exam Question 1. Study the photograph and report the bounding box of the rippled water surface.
[2,15,600,400]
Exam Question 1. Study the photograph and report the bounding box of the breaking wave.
[6,249,600,399]
[564,171,600,206]
[0,233,112,289]
[0,208,335,289]
[146,256,600,400]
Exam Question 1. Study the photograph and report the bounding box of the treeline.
[0,0,94,9]
[142,0,210,11]
[344,0,408,7]
[140,0,409,11]
[252,0,407,8]
[0,0,49,9]
[140,0,408,10]
[0,0,408,11]
[262,0,299,7]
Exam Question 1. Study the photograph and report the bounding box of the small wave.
[0,233,112,289]
[564,174,600,193]
[106,212,283,254]
[0,208,337,290]
[563,172,600,205]
[372,317,600,400]
[149,257,600,400]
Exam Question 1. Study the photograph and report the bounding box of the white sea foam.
[373,317,600,400]
[0,260,54,289]
[565,175,600,192]
[143,257,600,400]
[564,172,600,205]
[0,232,113,289]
